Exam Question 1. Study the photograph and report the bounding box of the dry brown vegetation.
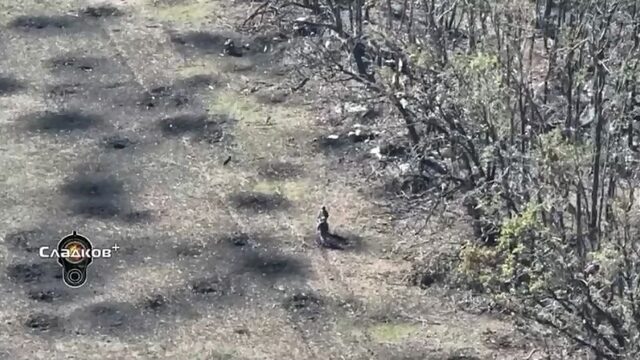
[2,0,637,359]
[241,0,640,358]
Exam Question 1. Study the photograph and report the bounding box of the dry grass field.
[0,0,540,359]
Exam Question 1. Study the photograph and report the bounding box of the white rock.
[344,103,369,113]
[327,134,340,140]
[370,146,382,159]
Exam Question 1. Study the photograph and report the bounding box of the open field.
[0,0,539,359]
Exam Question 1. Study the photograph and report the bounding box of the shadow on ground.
[0,75,25,96]
[20,110,104,134]
[60,174,151,223]
[3,225,318,339]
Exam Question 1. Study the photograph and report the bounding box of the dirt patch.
[190,276,230,296]
[254,88,289,104]
[24,313,60,332]
[80,5,124,18]
[22,110,103,133]
[75,302,139,334]
[228,191,290,213]
[158,114,228,143]
[47,56,107,74]
[179,74,217,89]
[174,243,203,257]
[122,210,154,223]
[47,83,83,98]
[257,161,303,180]
[0,76,24,96]
[6,262,59,285]
[3,229,48,253]
[238,251,306,279]
[283,292,324,320]
[220,231,271,249]
[152,0,189,5]
[9,15,86,33]
[137,75,217,111]
[27,288,67,303]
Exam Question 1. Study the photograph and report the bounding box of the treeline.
[244,1,640,358]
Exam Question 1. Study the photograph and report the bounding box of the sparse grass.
[368,322,421,343]
[207,88,317,159]
[177,62,221,78]
[147,0,221,24]
[252,179,314,204]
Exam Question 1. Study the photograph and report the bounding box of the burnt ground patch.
[158,114,229,143]
[60,174,123,219]
[228,191,290,213]
[79,5,124,18]
[21,110,103,133]
[6,262,60,285]
[3,229,48,253]
[59,173,148,222]
[61,175,123,198]
[0,76,24,96]
[8,15,87,33]
[70,302,143,335]
[24,313,60,333]
[257,160,303,180]
[237,250,307,280]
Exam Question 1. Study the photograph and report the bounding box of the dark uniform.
[316,216,343,250]
[319,206,329,221]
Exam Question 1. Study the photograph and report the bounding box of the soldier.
[318,205,329,221]
[315,212,343,250]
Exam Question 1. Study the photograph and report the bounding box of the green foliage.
[459,201,544,294]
